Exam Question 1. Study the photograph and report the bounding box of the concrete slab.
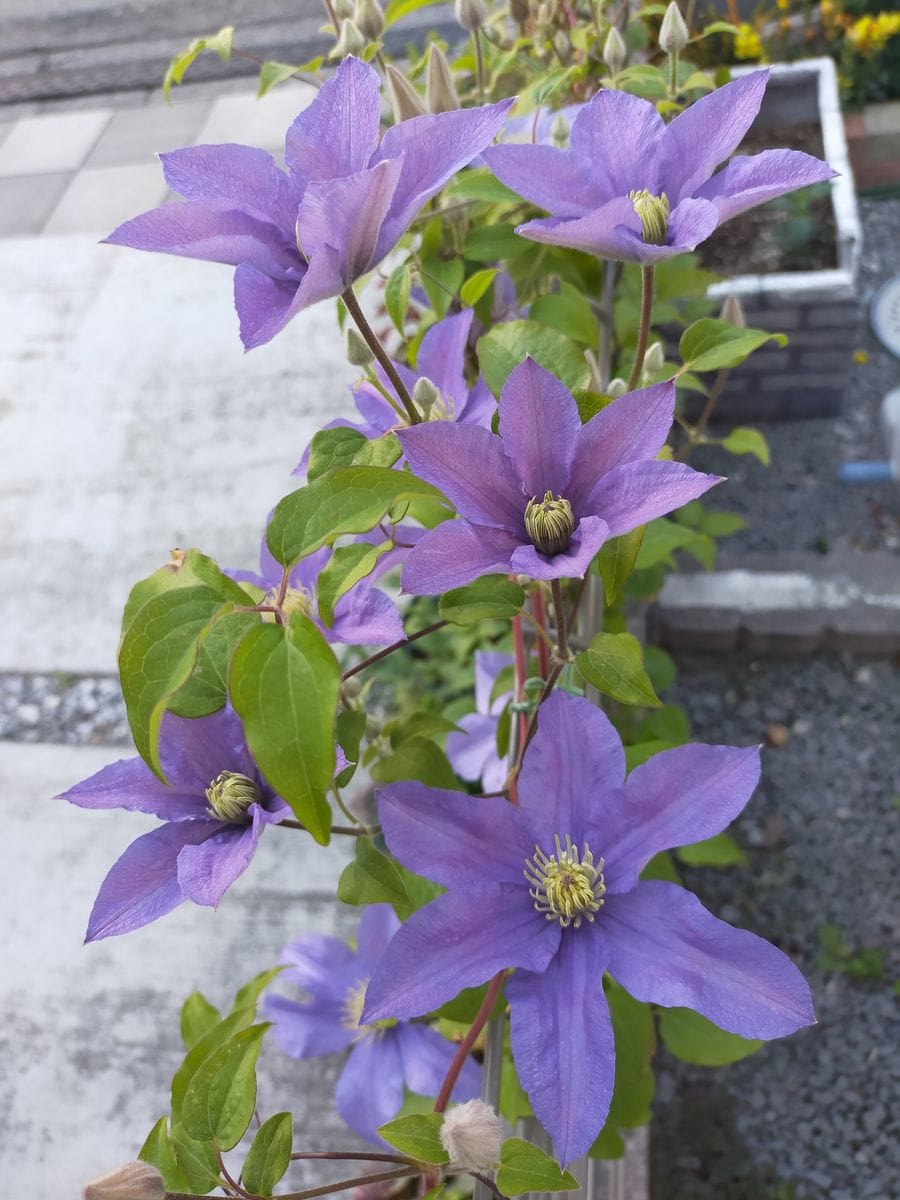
[85,100,212,168]
[43,162,168,235]
[0,107,111,175]
[2,739,359,1197]
[0,170,71,235]
[0,236,357,674]
[195,83,317,156]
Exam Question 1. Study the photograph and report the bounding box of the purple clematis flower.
[105,57,513,349]
[264,905,481,1143]
[58,707,293,942]
[362,690,815,1164]
[396,357,720,593]
[484,70,836,264]
[446,651,512,793]
[295,308,495,474]
[231,535,406,647]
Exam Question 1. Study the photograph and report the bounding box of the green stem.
[626,265,655,391]
[550,578,569,661]
[473,28,486,99]
[668,50,678,97]
[341,287,420,425]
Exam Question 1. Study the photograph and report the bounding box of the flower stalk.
[627,265,656,390]
[341,287,421,425]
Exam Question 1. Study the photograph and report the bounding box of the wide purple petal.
[84,819,219,942]
[459,378,496,427]
[499,358,581,499]
[157,707,254,793]
[397,1023,481,1101]
[657,69,770,202]
[695,148,837,224]
[584,459,722,536]
[356,903,402,973]
[398,423,525,531]
[363,887,559,1021]
[415,308,473,409]
[508,928,614,1165]
[445,712,505,788]
[378,781,536,888]
[176,807,264,906]
[600,743,761,893]
[160,144,297,229]
[483,142,608,217]
[353,381,404,433]
[475,649,514,715]
[330,586,404,647]
[518,690,625,850]
[509,514,609,581]
[284,55,382,185]
[516,196,643,261]
[58,754,207,821]
[264,993,353,1058]
[279,931,357,1000]
[569,89,666,198]
[234,243,343,350]
[336,1034,405,1143]
[568,381,676,512]
[400,521,519,594]
[602,881,816,1038]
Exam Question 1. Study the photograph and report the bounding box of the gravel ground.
[650,651,900,1200]
[0,673,129,745]
[691,198,900,558]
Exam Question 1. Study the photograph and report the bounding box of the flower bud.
[425,43,460,113]
[439,1100,504,1174]
[642,341,665,376]
[549,113,570,148]
[602,25,626,73]
[720,294,746,328]
[334,18,367,57]
[354,0,385,41]
[455,0,487,33]
[659,2,689,55]
[205,771,261,822]
[413,376,440,414]
[524,491,575,557]
[553,30,571,61]
[385,64,427,121]
[83,1162,165,1200]
[607,377,628,398]
[629,188,670,245]
[333,0,355,19]
[346,327,375,367]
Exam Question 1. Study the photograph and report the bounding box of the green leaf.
[575,632,661,708]
[463,223,531,263]
[182,1023,268,1149]
[607,982,655,1128]
[172,1007,255,1120]
[624,740,676,773]
[163,26,234,98]
[721,426,770,466]
[383,0,445,27]
[378,1113,449,1163]
[477,321,591,396]
[139,1117,192,1192]
[180,992,223,1051]
[257,60,304,97]
[676,832,747,867]
[170,1122,221,1193]
[658,1008,763,1066]
[596,527,645,606]
[307,427,369,481]
[448,171,522,205]
[230,616,340,844]
[231,967,284,1015]
[385,263,413,334]
[386,711,460,747]
[642,645,676,694]
[679,318,787,373]
[371,736,458,790]
[573,389,614,422]
[588,1123,625,1159]
[701,20,740,35]
[166,610,261,720]
[353,433,402,469]
[639,849,681,883]
[120,548,249,633]
[634,517,701,570]
[420,256,465,317]
[242,1112,294,1195]
[317,540,392,626]
[698,509,748,538]
[497,1138,579,1195]
[460,269,499,307]
[336,708,366,785]
[267,467,442,568]
[530,283,599,349]
[337,837,413,917]
[439,576,525,625]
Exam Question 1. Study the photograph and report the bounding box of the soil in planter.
[700,123,838,276]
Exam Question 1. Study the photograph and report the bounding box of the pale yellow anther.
[523,835,606,928]
[629,189,670,245]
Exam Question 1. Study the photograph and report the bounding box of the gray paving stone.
[85,99,212,168]
[195,83,317,154]
[42,161,167,234]
[0,171,71,235]
[0,107,112,175]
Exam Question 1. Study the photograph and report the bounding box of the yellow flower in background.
[734,22,763,59]
[776,0,790,10]
[847,11,900,54]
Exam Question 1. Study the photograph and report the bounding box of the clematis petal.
[499,358,581,499]
[378,781,536,888]
[507,928,614,1165]
[602,881,815,1039]
[602,197,721,266]
[176,806,266,906]
[363,887,559,1021]
[157,707,254,792]
[509,514,609,582]
[656,69,770,202]
[400,520,519,594]
[279,931,357,999]
[233,243,343,350]
[398,423,525,531]
[475,649,514,715]
[264,993,354,1057]
[516,196,643,261]
[84,819,220,942]
[58,754,207,821]
[568,88,666,197]
[518,690,625,849]
[459,378,496,426]
[446,712,505,788]
[415,309,473,410]
[600,743,761,893]
[353,380,406,433]
[397,1023,481,1101]
[567,381,676,513]
[483,142,609,217]
[584,459,722,536]
[160,144,297,230]
[695,148,837,224]
[330,586,404,646]
[356,903,402,973]
[336,1034,406,1143]
[284,55,382,185]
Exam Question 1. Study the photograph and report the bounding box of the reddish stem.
[531,588,551,680]
[433,972,505,1113]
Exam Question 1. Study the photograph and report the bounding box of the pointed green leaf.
[307,427,369,481]
[172,1007,256,1120]
[353,433,402,469]
[477,320,591,396]
[596,527,645,606]
[679,318,787,373]
[530,283,599,349]
[497,1138,579,1195]
[257,60,305,97]
[163,26,233,98]
[676,832,746,867]
[575,632,662,708]
[317,540,392,627]
[721,426,770,466]
[378,1113,449,1163]
[658,1008,763,1065]
[180,992,223,1051]
[139,1117,193,1192]
[231,967,285,1015]
[371,736,458,790]
[182,1023,269,1149]
[229,615,341,844]
[242,1112,294,1195]
[385,263,413,334]
[460,269,499,307]
[166,609,262,719]
[439,576,525,625]
[607,983,655,1128]
[170,1122,221,1192]
[634,517,701,570]
[337,837,413,916]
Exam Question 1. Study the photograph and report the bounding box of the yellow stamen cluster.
[629,189,670,245]
[340,977,395,1042]
[524,492,575,557]
[205,771,261,823]
[524,835,606,928]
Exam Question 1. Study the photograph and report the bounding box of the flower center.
[629,189,670,245]
[524,492,575,557]
[523,835,606,928]
[205,771,261,823]
[280,585,315,620]
[341,977,395,1042]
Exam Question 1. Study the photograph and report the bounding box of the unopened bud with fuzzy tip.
[332,0,355,20]
[602,25,626,73]
[720,294,746,328]
[346,327,375,367]
[439,1100,505,1174]
[455,0,487,32]
[334,18,367,56]
[642,341,665,376]
[83,1162,165,1200]
[659,1,689,54]
[413,376,440,414]
[426,43,460,113]
[607,377,628,398]
[385,64,427,121]
[525,490,575,557]
[354,0,385,41]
